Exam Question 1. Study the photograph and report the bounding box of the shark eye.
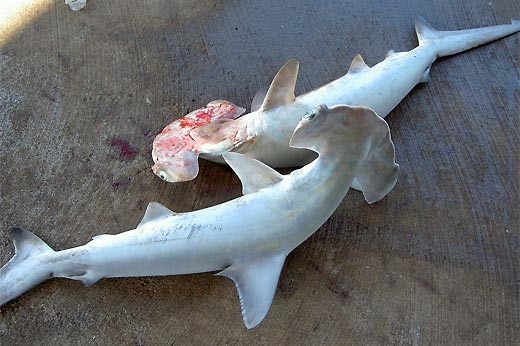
[303,109,317,120]
[158,171,168,181]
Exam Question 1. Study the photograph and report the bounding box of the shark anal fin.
[420,66,432,83]
[222,152,283,195]
[217,252,286,329]
[260,60,299,111]
[137,202,177,229]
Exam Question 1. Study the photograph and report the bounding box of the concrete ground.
[0,0,518,345]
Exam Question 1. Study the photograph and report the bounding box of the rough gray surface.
[0,0,518,345]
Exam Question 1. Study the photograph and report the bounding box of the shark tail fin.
[415,17,520,57]
[0,227,55,307]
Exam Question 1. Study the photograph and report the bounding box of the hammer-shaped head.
[290,104,399,203]
[152,100,245,182]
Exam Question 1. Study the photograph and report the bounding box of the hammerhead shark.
[152,17,520,183]
[0,104,398,328]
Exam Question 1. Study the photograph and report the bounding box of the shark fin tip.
[415,16,437,44]
[10,227,53,255]
[259,60,299,111]
[348,54,370,73]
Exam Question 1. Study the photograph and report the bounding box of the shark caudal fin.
[0,227,55,307]
[416,17,520,57]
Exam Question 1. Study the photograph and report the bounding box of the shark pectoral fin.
[259,59,299,111]
[137,202,177,229]
[251,89,267,112]
[217,252,286,329]
[222,152,283,195]
[191,119,252,155]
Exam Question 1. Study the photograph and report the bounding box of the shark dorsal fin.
[137,202,177,228]
[217,252,286,329]
[348,54,370,73]
[259,59,299,111]
[222,152,283,195]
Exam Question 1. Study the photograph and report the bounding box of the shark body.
[152,17,520,183]
[1,105,398,328]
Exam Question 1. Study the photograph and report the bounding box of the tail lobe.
[415,16,520,57]
[0,227,55,307]
[11,227,54,257]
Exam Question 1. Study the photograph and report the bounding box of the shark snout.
[152,158,199,183]
[152,164,171,182]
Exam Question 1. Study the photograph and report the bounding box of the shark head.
[152,100,246,182]
[290,104,381,155]
[152,149,199,182]
[290,104,399,203]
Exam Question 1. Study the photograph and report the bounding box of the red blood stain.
[177,103,236,129]
[178,108,214,129]
[110,139,139,160]
[152,101,240,165]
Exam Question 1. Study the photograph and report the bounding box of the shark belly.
[70,232,233,279]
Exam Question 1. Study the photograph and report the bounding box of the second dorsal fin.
[259,60,299,111]
[348,54,370,73]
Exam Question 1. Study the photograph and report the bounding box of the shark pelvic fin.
[348,54,370,73]
[217,252,286,329]
[260,59,299,111]
[137,202,177,229]
[222,152,283,195]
